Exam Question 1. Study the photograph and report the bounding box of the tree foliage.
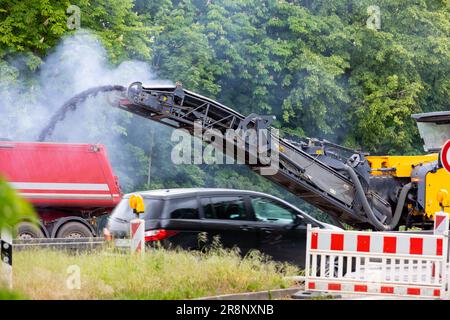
[0,179,36,230]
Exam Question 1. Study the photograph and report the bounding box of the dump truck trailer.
[116,82,449,231]
[0,141,122,238]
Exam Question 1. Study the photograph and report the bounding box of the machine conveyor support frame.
[119,82,395,230]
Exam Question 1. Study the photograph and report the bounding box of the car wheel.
[16,222,45,239]
[56,222,93,238]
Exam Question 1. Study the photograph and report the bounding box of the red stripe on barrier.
[354,285,368,292]
[407,288,420,296]
[434,289,441,297]
[311,232,318,249]
[380,286,394,294]
[437,238,443,256]
[409,238,423,255]
[330,234,344,251]
[308,282,315,290]
[357,235,370,252]
[131,222,139,236]
[383,236,397,253]
[328,283,341,291]
[435,215,445,230]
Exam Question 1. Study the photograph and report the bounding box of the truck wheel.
[56,222,93,238]
[17,222,45,239]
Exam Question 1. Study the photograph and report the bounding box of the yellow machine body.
[424,168,450,217]
[364,111,450,226]
[367,154,438,178]
[367,154,450,220]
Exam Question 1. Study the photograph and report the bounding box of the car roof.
[123,188,273,199]
[122,188,325,226]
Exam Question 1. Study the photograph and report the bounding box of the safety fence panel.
[305,225,448,299]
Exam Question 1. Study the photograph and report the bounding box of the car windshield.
[110,198,164,221]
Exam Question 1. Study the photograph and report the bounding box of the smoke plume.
[0,30,170,191]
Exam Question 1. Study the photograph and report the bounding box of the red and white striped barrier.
[130,218,145,255]
[305,224,449,299]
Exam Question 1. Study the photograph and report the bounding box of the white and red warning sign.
[434,211,449,236]
[130,218,145,255]
[441,140,450,174]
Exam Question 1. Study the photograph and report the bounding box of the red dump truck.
[0,141,122,238]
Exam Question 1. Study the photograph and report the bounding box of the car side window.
[250,196,297,224]
[167,198,199,219]
[201,198,215,219]
[201,196,251,221]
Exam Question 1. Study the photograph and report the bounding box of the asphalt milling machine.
[112,82,449,232]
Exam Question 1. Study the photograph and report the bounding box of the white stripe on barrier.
[343,233,356,252]
[370,233,383,253]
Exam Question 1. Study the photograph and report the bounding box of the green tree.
[0,0,68,67]
[74,0,158,63]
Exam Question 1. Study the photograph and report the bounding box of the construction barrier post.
[128,194,145,256]
[433,211,450,297]
[130,218,145,256]
[0,227,13,289]
[304,225,448,299]
[444,229,450,300]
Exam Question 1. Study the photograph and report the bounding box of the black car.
[106,188,340,267]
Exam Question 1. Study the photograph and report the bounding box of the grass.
[9,245,300,300]
[0,289,27,300]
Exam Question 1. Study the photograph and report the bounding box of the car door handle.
[240,225,254,231]
[261,228,273,234]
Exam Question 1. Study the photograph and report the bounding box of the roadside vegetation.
[11,246,300,300]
